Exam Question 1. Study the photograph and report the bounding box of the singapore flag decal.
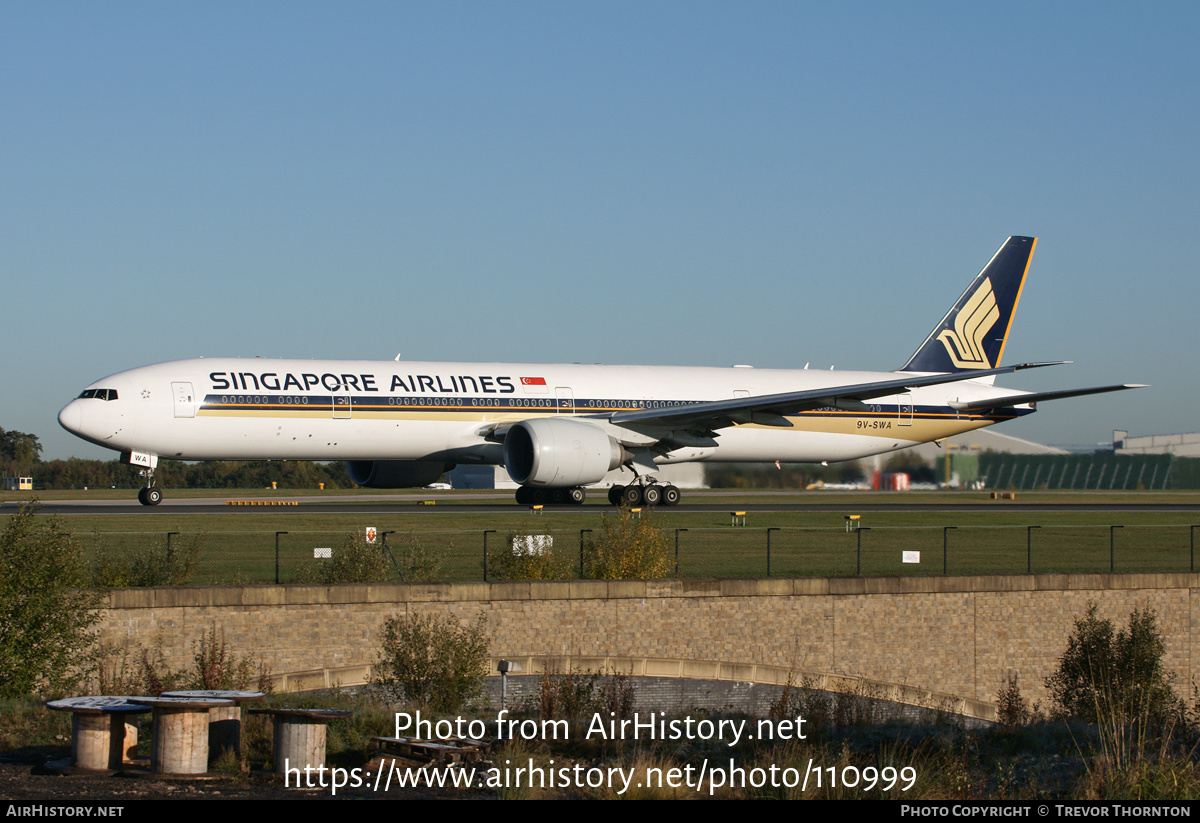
[520,376,548,394]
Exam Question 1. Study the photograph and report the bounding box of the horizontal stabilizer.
[948,384,1147,412]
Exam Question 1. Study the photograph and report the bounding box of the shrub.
[997,673,1028,728]
[488,529,572,581]
[89,631,272,696]
[304,532,395,584]
[373,612,489,712]
[583,508,672,579]
[770,671,832,735]
[88,532,201,586]
[0,503,102,698]
[134,642,190,696]
[1045,603,1180,728]
[598,671,636,721]
[536,667,600,721]
[193,627,273,692]
[388,533,443,583]
[533,666,636,722]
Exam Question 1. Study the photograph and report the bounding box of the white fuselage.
[58,357,1030,468]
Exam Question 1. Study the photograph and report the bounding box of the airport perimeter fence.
[73,524,1200,586]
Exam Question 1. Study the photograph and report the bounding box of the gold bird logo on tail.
[936,277,1000,369]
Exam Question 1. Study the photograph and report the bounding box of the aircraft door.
[333,386,352,419]
[898,392,913,426]
[555,387,575,415]
[172,382,196,418]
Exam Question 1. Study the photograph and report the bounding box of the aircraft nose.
[58,400,82,434]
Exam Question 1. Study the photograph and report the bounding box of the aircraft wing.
[600,361,1066,431]
[948,384,1147,412]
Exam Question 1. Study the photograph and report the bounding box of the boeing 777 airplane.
[59,237,1142,506]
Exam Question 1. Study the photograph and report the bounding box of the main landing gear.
[514,486,587,506]
[513,479,682,508]
[606,481,681,508]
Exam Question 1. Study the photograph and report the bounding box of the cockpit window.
[78,388,118,401]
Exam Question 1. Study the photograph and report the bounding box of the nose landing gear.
[137,486,162,506]
[136,468,162,506]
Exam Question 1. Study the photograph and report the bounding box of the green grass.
[63,522,1200,584]
[10,489,1199,584]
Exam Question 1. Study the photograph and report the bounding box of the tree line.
[2,427,353,490]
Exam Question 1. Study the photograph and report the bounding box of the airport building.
[816,428,1197,491]
[1113,430,1200,457]
[935,429,1200,491]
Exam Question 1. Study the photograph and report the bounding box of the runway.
[8,490,1198,516]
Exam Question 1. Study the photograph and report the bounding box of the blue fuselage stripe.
[199,394,1029,423]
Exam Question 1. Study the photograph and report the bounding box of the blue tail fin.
[899,236,1036,373]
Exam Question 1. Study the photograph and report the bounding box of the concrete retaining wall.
[96,573,1200,713]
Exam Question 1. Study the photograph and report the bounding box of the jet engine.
[503,417,627,487]
[345,460,454,488]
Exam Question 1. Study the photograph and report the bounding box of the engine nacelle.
[345,460,454,488]
[503,417,626,487]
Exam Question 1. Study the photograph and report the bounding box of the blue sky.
[4,2,1196,459]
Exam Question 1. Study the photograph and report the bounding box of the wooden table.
[162,689,266,763]
[45,696,151,771]
[249,708,351,773]
[134,696,235,775]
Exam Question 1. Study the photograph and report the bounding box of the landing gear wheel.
[642,484,662,506]
[515,487,532,505]
[530,487,548,505]
[549,488,568,505]
[620,485,643,507]
[138,487,162,506]
[662,485,681,506]
[608,485,624,506]
[568,487,586,505]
